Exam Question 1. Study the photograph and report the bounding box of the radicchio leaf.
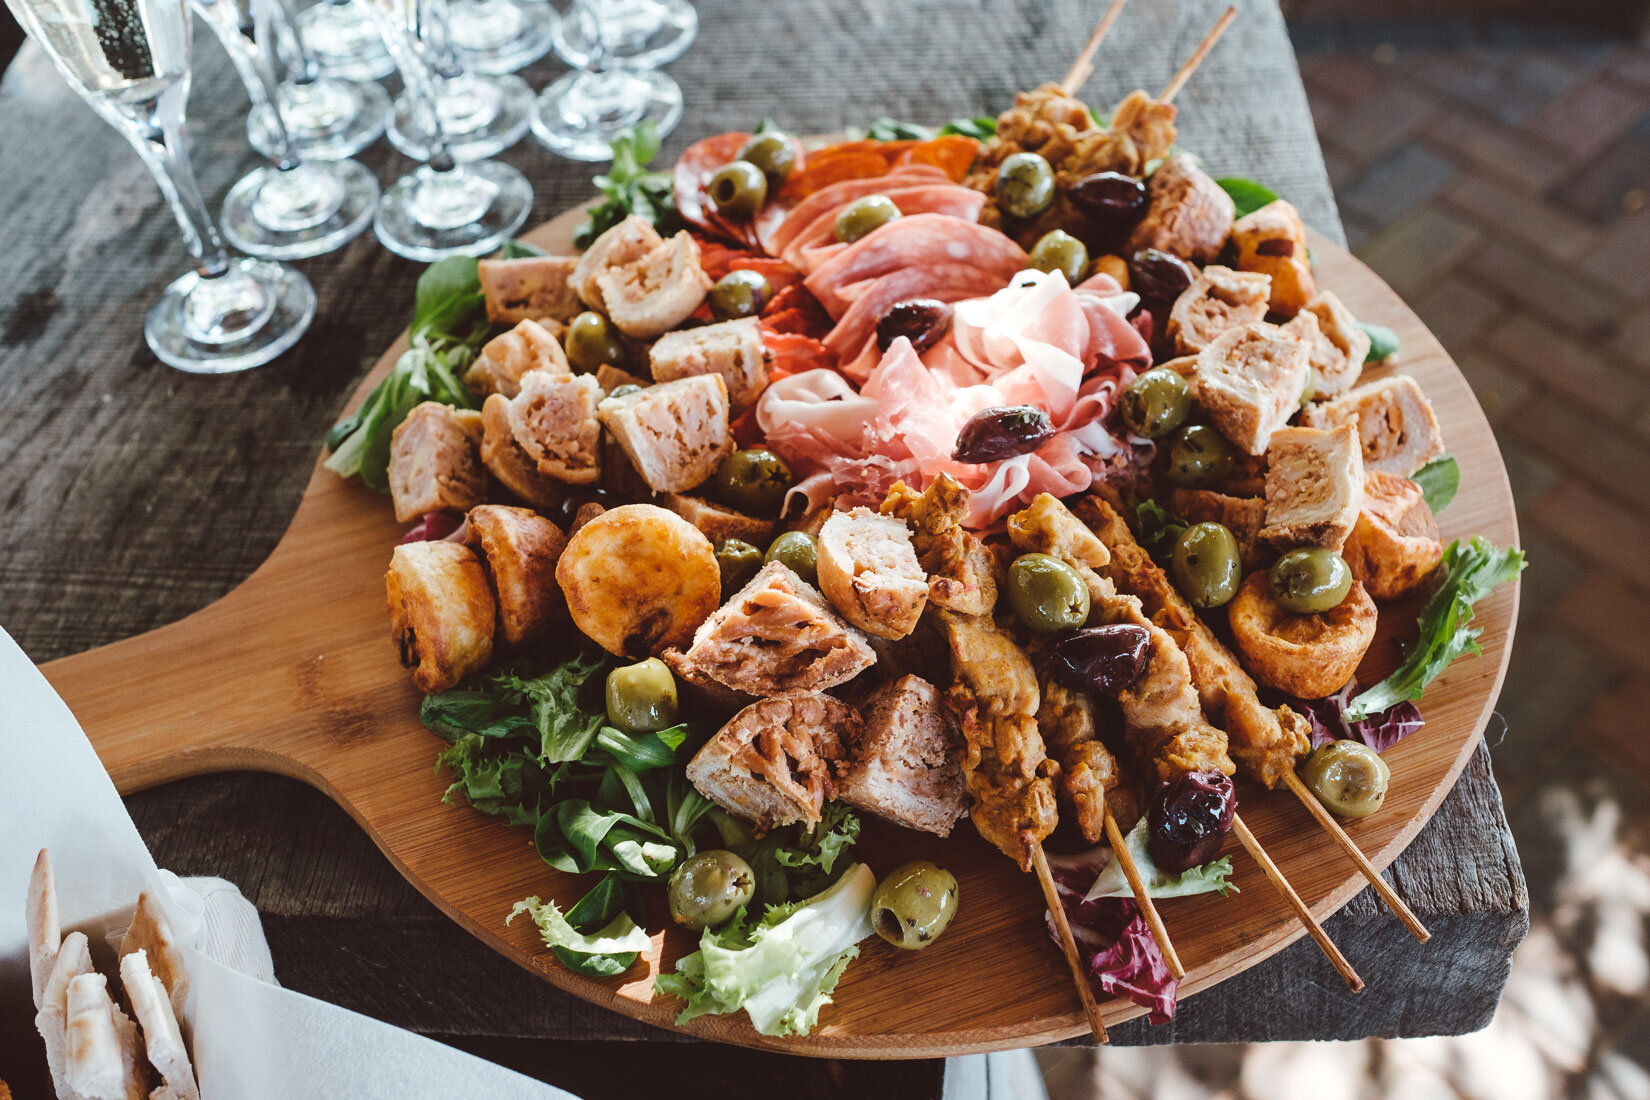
[401,511,463,543]
[1296,681,1424,753]
[1043,848,1178,1023]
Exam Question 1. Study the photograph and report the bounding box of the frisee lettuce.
[655,863,875,1036]
[735,801,861,909]
[1085,819,1236,902]
[509,883,652,977]
[1346,536,1524,720]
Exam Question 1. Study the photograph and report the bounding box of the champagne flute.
[4,0,314,372]
[247,0,390,161]
[195,0,379,259]
[298,0,395,81]
[362,0,531,259]
[553,0,695,70]
[532,0,681,162]
[385,0,532,162]
[442,0,554,75]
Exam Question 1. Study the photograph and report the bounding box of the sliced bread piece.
[1192,322,1311,455]
[466,318,569,399]
[598,374,733,493]
[835,675,967,836]
[1343,471,1444,600]
[1302,373,1445,476]
[816,507,928,640]
[387,402,488,524]
[502,370,604,485]
[569,216,661,311]
[1166,265,1270,355]
[648,316,770,411]
[478,254,582,324]
[594,231,712,339]
[1231,199,1316,316]
[1261,424,1365,550]
[685,693,856,831]
[465,504,568,646]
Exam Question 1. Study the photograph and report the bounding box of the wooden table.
[0,0,1526,1094]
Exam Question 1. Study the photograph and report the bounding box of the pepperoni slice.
[893,135,981,182]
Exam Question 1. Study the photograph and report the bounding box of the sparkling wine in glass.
[5,0,314,372]
[361,0,532,259]
[385,0,532,162]
[442,0,554,76]
[532,0,682,162]
[194,0,379,259]
[246,0,390,161]
[553,0,695,70]
[298,0,394,81]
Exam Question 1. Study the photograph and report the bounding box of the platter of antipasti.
[44,4,1522,1055]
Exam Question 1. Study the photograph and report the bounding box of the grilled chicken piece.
[386,541,495,692]
[479,393,570,510]
[466,318,569,400]
[387,402,488,524]
[1071,89,1179,178]
[1343,471,1444,600]
[1303,374,1445,477]
[594,232,712,339]
[478,255,582,325]
[817,507,929,640]
[598,374,733,493]
[503,370,604,485]
[465,504,567,646]
[1284,290,1370,399]
[649,317,771,413]
[880,474,998,615]
[1126,155,1235,265]
[686,693,855,831]
[1261,424,1365,551]
[1036,677,1142,842]
[1166,265,1271,356]
[835,674,968,837]
[1193,322,1312,455]
[1231,199,1316,317]
[675,560,876,696]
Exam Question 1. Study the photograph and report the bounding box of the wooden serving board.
[41,213,1519,1058]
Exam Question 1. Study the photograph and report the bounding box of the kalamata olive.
[1028,230,1090,285]
[1165,423,1237,488]
[876,298,953,353]
[708,160,768,217]
[735,132,797,185]
[1128,249,1197,303]
[871,861,959,950]
[708,269,772,321]
[1147,770,1236,873]
[1301,741,1390,819]
[1006,553,1091,634]
[1269,547,1354,614]
[951,405,1056,464]
[996,152,1056,219]
[1046,624,1152,696]
[1172,522,1242,609]
[835,194,901,243]
[1067,171,1149,230]
[1121,367,1191,438]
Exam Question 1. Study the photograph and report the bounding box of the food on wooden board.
[318,9,1524,1032]
[870,861,960,949]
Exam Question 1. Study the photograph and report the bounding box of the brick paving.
[1042,24,1650,1100]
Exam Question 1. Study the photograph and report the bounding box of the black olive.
[876,298,954,353]
[1046,625,1152,696]
[1068,171,1149,231]
[951,405,1056,464]
[1147,770,1237,873]
[1128,249,1197,304]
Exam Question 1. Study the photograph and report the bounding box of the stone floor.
[1040,22,1650,1099]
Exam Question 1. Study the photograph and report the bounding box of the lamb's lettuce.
[509,880,652,978]
[1085,819,1236,902]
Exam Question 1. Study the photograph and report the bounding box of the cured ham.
[825,264,1013,382]
[805,214,1029,316]
[780,184,987,273]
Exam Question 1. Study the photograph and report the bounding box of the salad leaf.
[736,802,862,908]
[421,688,537,743]
[1346,537,1525,720]
[500,238,546,259]
[1084,819,1236,901]
[1215,177,1279,219]
[1294,681,1423,752]
[494,650,613,762]
[1360,321,1400,363]
[534,798,680,878]
[1412,454,1461,513]
[435,733,553,827]
[1131,498,1187,564]
[1043,848,1176,1022]
[862,117,934,141]
[939,116,997,140]
[575,121,678,249]
[509,886,652,977]
[655,863,875,1036]
[411,256,486,339]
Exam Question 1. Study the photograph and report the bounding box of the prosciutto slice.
[805,215,1029,316]
[824,264,1013,381]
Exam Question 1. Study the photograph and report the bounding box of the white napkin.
[0,626,579,1099]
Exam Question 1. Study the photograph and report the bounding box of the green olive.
[735,132,797,185]
[765,530,818,585]
[1171,522,1241,609]
[871,861,959,950]
[708,269,772,322]
[834,195,901,244]
[1006,553,1091,634]
[1300,740,1389,819]
[708,160,768,217]
[667,850,756,930]
[1121,367,1191,439]
[564,311,626,373]
[715,538,764,593]
[996,152,1055,219]
[1269,547,1354,614]
[1028,230,1090,285]
[1165,423,1238,488]
[606,383,643,400]
[713,448,792,515]
[604,657,679,734]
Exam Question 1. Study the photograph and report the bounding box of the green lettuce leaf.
[938,116,997,140]
[1412,454,1460,513]
[1130,498,1187,565]
[1215,177,1279,219]
[863,117,935,141]
[654,863,875,1036]
[575,121,678,249]
[736,803,861,908]
[1360,321,1400,363]
[494,650,612,762]
[508,887,652,978]
[1346,537,1525,719]
[1085,818,1237,901]
[411,256,485,340]
[534,798,679,878]
[434,733,552,827]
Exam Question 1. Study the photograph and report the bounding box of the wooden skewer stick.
[1231,814,1365,993]
[1157,5,1237,105]
[1102,809,1185,980]
[1059,0,1130,96]
[1032,842,1109,1043]
[1282,770,1432,944]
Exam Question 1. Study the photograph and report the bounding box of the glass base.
[298,1,396,82]
[222,160,380,260]
[388,73,532,162]
[447,0,557,75]
[374,159,532,261]
[146,258,315,374]
[248,77,390,162]
[553,0,696,69]
[531,67,681,162]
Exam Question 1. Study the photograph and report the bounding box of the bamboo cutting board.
[41,213,1519,1057]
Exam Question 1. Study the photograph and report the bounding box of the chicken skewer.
[1059,0,1130,96]
[886,476,1107,1042]
[1073,496,1431,944]
[1158,6,1238,105]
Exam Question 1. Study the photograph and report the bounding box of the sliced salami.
[804,214,1029,316]
[781,184,987,273]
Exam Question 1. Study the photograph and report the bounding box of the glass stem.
[123,94,232,280]
[268,0,320,85]
[202,0,301,171]
[367,0,459,172]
